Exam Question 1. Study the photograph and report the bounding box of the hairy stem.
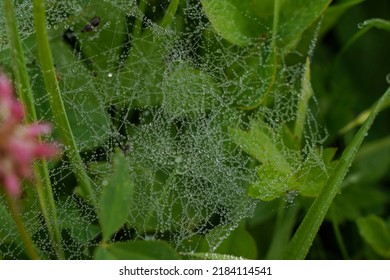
[2,0,64,259]
[5,195,40,259]
[32,0,96,205]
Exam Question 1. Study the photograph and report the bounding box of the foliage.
[0,0,389,260]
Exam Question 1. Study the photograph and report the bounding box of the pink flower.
[0,74,59,197]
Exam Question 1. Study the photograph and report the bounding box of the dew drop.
[175,155,187,175]
[107,72,113,78]
[174,155,183,164]
[102,180,108,186]
[142,109,150,117]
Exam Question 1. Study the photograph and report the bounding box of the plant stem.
[133,0,147,38]
[266,200,299,259]
[271,0,281,50]
[5,195,40,259]
[32,0,96,206]
[2,0,36,122]
[294,58,313,146]
[339,18,390,58]
[284,86,390,259]
[330,207,350,259]
[2,0,64,259]
[160,0,179,28]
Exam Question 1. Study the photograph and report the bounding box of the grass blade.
[284,86,390,259]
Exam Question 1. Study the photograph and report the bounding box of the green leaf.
[247,200,280,226]
[98,149,134,241]
[326,138,390,223]
[277,0,331,50]
[94,246,116,260]
[357,215,390,258]
[57,197,100,244]
[238,48,278,109]
[230,119,300,200]
[162,63,221,118]
[196,224,257,259]
[29,39,111,151]
[201,0,267,46]
[231,75,337,200]
[68,0,127,71]
[94,241,180,260]
[299,148,338,197]
[214,225,257,259]
[249,164,299,201]
[182,252,246,260]
[348,136,390,184]
[329,183,387,223]
[251,0,275,20]
[119,31,167,107]
[231,120,293,174]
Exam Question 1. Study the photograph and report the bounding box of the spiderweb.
[0,0,327,259]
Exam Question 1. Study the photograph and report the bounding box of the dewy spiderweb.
[0,0,327,259]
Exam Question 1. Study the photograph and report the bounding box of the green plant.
[0,0,389,260]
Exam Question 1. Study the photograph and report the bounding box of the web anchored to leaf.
[0,0,333,259]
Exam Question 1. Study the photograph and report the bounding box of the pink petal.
[19,164,33,179]
[0,74,13,100]
[4,172,21,197]
[0,73,61,197]
[25,123,52,137]
[11,102,24,121]
[33,143,59,158]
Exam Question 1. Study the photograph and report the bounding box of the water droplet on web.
[142,110,150,117]
[107,72,113,78]
[174,155,188,174]
[102,180,108,186]
[285,190,299,205]
[357,21,365,29]
[174,155,183,164]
